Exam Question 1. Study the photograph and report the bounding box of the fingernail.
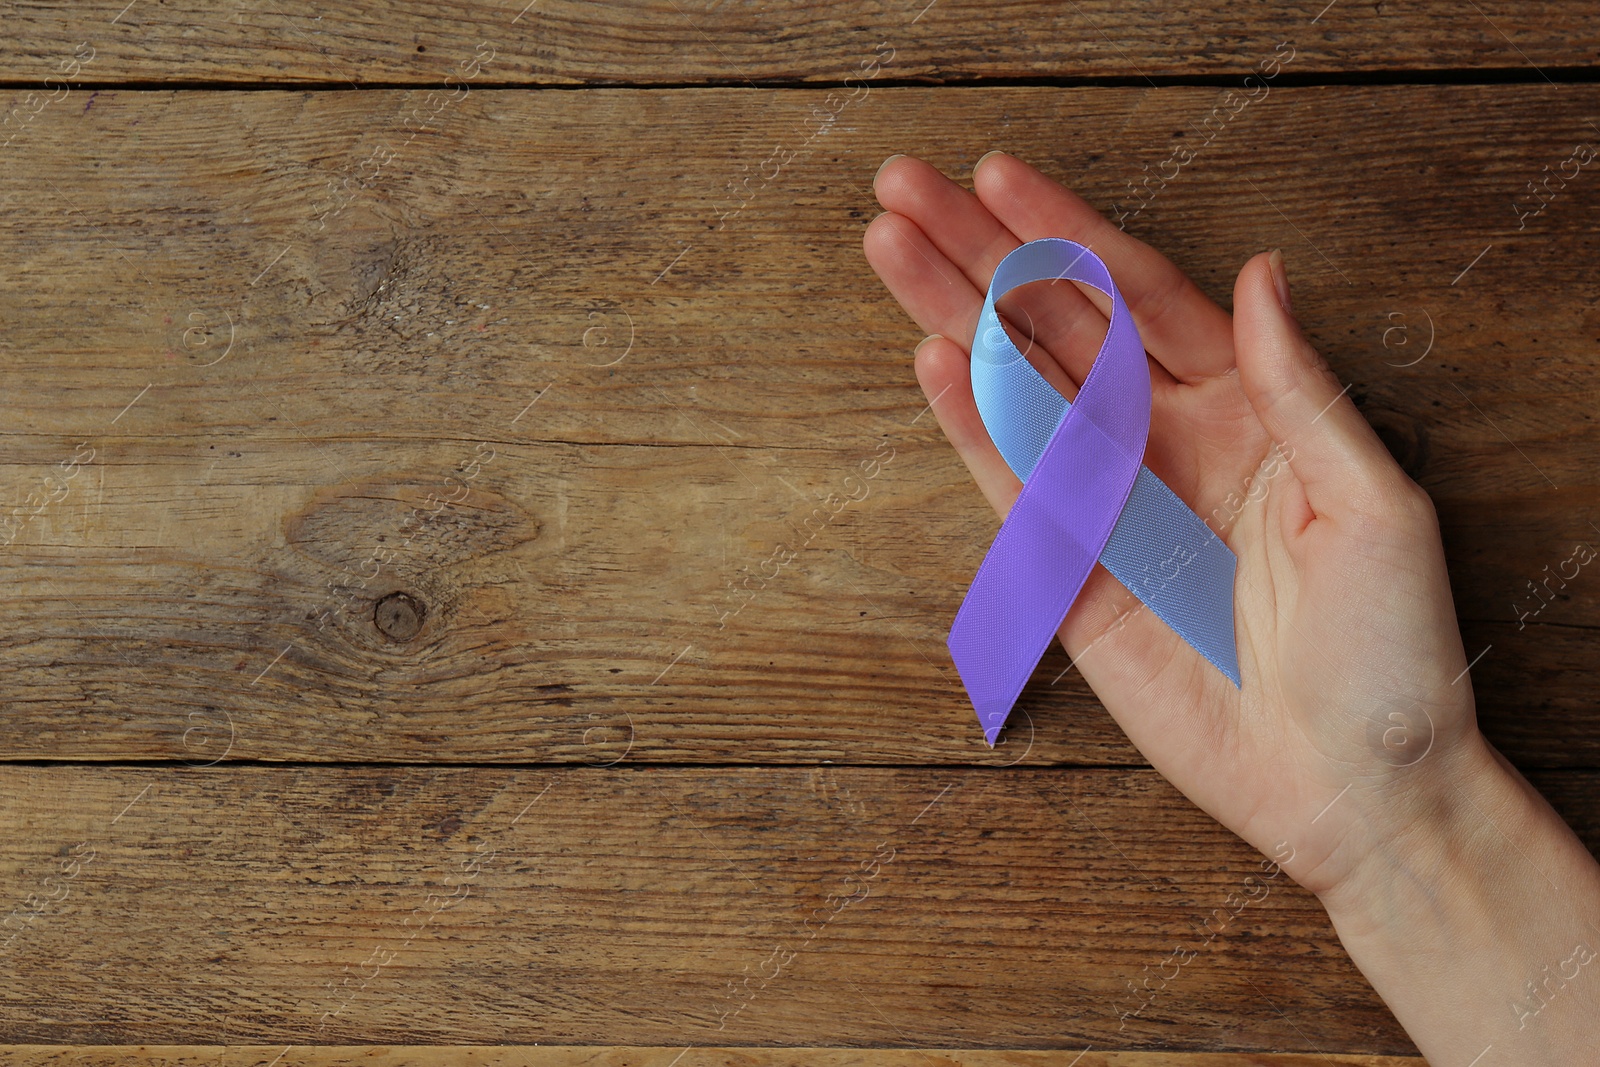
[974,149,1009,176]
[1268,248,1293,316]
[914,333,943,356]
[875,153,905,184]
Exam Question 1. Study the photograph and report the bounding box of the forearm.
[1316,733,1600,1065]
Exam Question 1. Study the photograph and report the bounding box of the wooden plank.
[2,85,1598,765]
[0,1046,1429,1066]
[1,2,1597,84]
[0,764,1505,1053]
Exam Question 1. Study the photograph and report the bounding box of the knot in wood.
[374,592,426,642]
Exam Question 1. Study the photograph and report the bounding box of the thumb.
[1233,249,1403,513]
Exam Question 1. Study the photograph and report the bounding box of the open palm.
[864,152,1479,894]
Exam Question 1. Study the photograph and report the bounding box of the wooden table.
[3,3,1597,1064]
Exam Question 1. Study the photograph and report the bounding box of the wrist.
[1309,732,1600,1063]
[1312,726,1517,932]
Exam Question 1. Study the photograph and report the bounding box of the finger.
[1233,250,1407,520]
[874,154,1152,396]
[873,154,1018,295]
[912,333,1023,519]
[972,151,1238,384]
[862,209,981,338]
[864,210,1080,404]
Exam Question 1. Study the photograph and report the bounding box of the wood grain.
[1,1,1597,84]
[2,84,1598,767]
[0,1046,1430,1066]
[4,11,1598,1062]
[0,764,1523,1053]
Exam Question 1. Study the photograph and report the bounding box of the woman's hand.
[864,149,1482,899]
[864,151,1600,1065]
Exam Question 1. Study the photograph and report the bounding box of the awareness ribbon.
[947,238,1240,746]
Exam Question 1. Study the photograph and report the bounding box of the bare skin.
[863,149,1600,1065]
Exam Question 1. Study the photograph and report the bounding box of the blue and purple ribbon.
[948,238,1240,746]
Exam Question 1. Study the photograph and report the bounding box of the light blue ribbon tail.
[971,303,1241,688]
